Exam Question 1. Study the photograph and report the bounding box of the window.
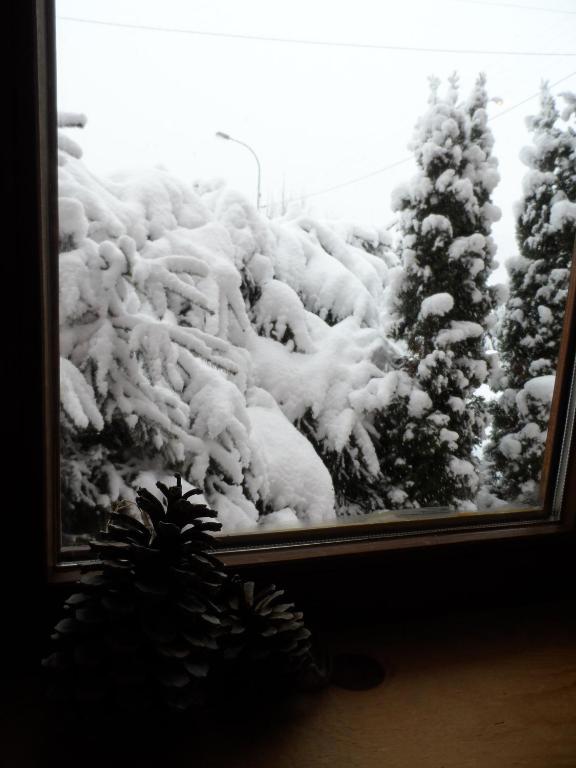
[38,0,576,576]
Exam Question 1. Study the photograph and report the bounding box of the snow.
[537,305,553,324]
[384,74,508,509]
[560,91,576,121]
[60,358,104,431]
[351,370,413,413]
[421,214,453,237]
[449,458,476,477]
[258,509,303,530]
[59,198,89,247]
[491,282,509,306]
[253,279,315,353]
[448,396,465,413]
[58,122,401,531]
[436,321,484,347]
[388,489,409,506]
[529,358,552,376]
[250,317,384,479]
[549,199,576,232]
[420,292,454,319]
[58,75,573,529]
[58,112,87,128]
[58,133,83,160]
[448,233,486,260]
[488,86,574,505]
[523,375,555,403]
[440,428,459,446]
[408,389,433,418]
[247,397,336,525]
[499,435,522,459]
[469,258,485,278]
[481,201,502,224]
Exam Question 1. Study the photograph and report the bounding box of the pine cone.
[43,475,227,713]
[222,576,313,673]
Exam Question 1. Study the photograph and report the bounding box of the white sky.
[56,0,576,282]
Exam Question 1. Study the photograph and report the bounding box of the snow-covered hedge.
[58,119,404,534]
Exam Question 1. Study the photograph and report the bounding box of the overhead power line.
[486,69,576,119]
[455,0,576,14]
[273,157,414,205]
[265,69,576,208]
[58,16,576,57]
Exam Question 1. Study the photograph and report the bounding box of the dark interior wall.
[3,0,49,667]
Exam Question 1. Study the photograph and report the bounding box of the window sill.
[8,596,576,767]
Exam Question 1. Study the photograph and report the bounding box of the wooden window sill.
[6,597,576,767]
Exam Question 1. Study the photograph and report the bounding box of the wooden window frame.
[25,0,576,586]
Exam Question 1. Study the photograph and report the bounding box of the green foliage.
[384,73,500,509]
[488,84,576,502]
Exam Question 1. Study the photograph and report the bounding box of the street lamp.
[215,131,262,210]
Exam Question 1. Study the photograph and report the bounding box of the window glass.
[56,0,576,545]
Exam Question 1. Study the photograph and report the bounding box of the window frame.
[32,0,576,583]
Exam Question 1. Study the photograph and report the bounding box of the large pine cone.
[43,476,227,712]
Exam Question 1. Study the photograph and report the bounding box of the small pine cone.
[222,577,313,670]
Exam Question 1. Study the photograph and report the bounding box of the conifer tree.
[381,74,500,509]
[58,126,258,536]
[487,84,576,502]
[245,214,398,515]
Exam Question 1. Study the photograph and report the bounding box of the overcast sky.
[56,0,576,281]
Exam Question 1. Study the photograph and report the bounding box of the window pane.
[56,1,576,546]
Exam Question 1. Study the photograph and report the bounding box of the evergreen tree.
[58,128,259,536]
[244,214,399,516]
[487,84,576,502]
[381,74,500,509]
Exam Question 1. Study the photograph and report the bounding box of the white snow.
[58,123,401,530]
[436,321,484,347]
[537,305,553,324]
[523,375,555,403]
[448,396,465,413]
[60,358,104,431]
[58,75,571,528]
[440,428,459,445]
[449,458,476,477]
[499,435,522,459]
[449,234,486,260]
[247,397,336,525]
[421,214,453,237]
[408,388,433,418]
[419,292,454,319]
[258,509,303,530]
[549,199,576,232]
[58,112,87,128]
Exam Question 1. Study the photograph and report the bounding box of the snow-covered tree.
[487,84,576,503]
[58,128,261,535]
[382,74,500,509]
[59,117,401,536]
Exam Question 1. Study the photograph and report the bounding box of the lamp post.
[215,131,262,210]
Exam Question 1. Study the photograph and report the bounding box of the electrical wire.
[486,69,576,120]
[57,15,576,57]
[264,70,576,207]
[56,15,576,206]
[267,157,414,206]
[454,0,576,14]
